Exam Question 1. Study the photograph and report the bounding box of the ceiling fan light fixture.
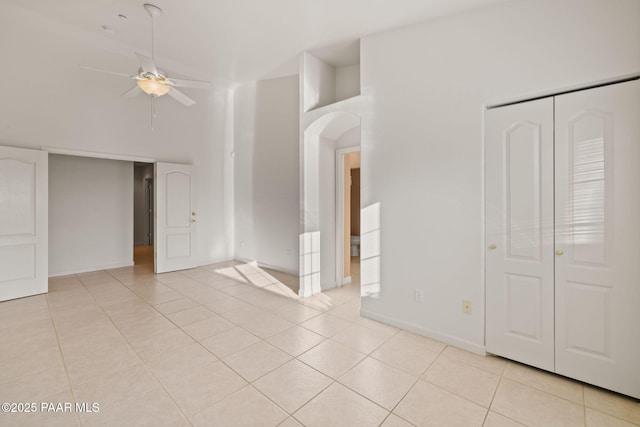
[137,78,171,96]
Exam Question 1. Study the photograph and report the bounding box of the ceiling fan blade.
[121,85,143,98]
[166,78,212,90]
[167,88,196,106]
[80,65,136,79]
[135,52,158,75]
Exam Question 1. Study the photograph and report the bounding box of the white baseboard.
[298,286,313,298]
[49,261,135,278]
[342,276,352,285]
[199,256,236,267]
[360,308,486,356]
[321,282,338,292]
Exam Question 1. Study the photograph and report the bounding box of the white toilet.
[350,235,360,257]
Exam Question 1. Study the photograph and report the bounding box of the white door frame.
[335,147,360,287]
[42,147,160,271]
[144,177,154,246]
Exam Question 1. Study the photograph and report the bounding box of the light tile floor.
[1,257,639,426]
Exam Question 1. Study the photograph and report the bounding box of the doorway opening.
[134,162,154,270]
[299,111,361,298]
[337,149,361,292]
[348,165,360,290]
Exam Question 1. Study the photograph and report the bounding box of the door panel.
[564,281,610,356]
[504,273,543,340]
[555,80,640,398]
[155,162,197,273]
[0,159,35,236]
[485,98,555,371]
[0,146,48,301]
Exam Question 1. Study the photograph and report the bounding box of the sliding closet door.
[485,98,555,371]
[555,80,640,398]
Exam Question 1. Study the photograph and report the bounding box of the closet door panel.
[485,98,555,371]
[555,80,640,399]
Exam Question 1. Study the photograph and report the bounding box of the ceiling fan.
[81,3,211,109]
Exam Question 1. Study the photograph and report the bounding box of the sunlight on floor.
[211,260,364,312]
[214,262,298,299]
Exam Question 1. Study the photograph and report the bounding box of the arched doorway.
[299,112,360,297]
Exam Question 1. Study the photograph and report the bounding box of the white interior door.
[485,98,555,371]
[155,162,197,273]
[554,80,640,398]
[0,146,48,302]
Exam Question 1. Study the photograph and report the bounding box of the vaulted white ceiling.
[2,0,508,88]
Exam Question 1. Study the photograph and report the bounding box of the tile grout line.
[54,270,442,425]
[300,334,448,426]
[103,265,280,425]
[112,273,200,427]
[224,304,384,423]
[582,382,587,426]
[138,268,303,423]
[31,261,638,427]
[500,367,586,408]
[379,343,449,424]
[78,270,196,427]
[44,290,83,427]
[186,340,330,422]
[481,361,507,426]
[490,364,593,426]
[181,292,324,421]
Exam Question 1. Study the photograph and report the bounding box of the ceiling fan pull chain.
[150,96,155,131]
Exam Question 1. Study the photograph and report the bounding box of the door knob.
[192,212,196,216]
[556,249,564,256]
[489,244,497,250]
[192,219,197,223]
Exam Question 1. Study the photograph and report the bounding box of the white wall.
[303,53,336,112]
[335,64,361,102]
[303,53,361,112]
[49,155,133,275]
[0,2,234,266]
[335,126,361,150]
[360,0,640,352]
[319,136,336,289]
[234,76,300,274]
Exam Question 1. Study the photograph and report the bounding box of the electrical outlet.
[463,300,472,314]
[414,289,424,303]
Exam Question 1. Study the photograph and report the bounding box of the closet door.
[555,80,640,398]
[485,98,555,371]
